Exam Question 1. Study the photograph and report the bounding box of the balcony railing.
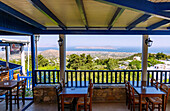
[34,70,170,87]
[35,70,60,84]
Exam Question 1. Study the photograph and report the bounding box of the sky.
[1,35,170,48]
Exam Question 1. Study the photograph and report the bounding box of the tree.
[156,52,167,60]
[106,59,119,70]
[38,55,49,67]
[128,60,141,70]
[67,54,80,70]
[148,57,164,67]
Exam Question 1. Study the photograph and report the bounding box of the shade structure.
[0,0,169,35]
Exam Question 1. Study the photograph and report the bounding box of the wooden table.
[67,81,89,87]
[130,81,151,87]
[60,87,88,111]
[134,87,166,111]
[0,80,18,111]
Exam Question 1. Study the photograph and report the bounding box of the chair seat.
[148,97,162,104]
[59,97,74,104]
[0,90,7,95]
[77,97,90,105]
[134,97,147,104]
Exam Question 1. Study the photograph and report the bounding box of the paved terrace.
[1,100,170,111]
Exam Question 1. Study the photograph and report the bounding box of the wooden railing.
[35,70,60,84]
[65,70,170,86]
[33,70,170,87]
[65,70,142,85]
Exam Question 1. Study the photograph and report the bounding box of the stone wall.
[33,84,170,103]
[34,84,59,103]
[92,84,126,103]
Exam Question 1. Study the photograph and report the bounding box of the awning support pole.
[31,35,36,89]
[142,35,148,86]
[59,34,66,83]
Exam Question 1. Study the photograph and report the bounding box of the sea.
[27,46,170,54]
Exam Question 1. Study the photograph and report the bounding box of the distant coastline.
[32,46,170,54]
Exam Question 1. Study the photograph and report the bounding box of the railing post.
[142,35,148,86]
[31,35,36,89]
[59,34,66,82]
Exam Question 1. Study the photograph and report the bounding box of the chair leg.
[15,96,17,104]
[90,103,92,111]
[128,100,131,109]
[17,95,19,109]
[158,104,160,111]
[22,92,25,105]
[77,104,79,111]
[126,94,128,106]
[133,103,135,111]
[146,103,148,111]
[152,103,154,111]
[5,95,8,110]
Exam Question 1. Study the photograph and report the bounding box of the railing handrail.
[65,70,142,72]
[35,69,60,71]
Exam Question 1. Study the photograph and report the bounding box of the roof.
[0,0,170,35]
[0,38,29,46]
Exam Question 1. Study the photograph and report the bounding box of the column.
[5,46,9,68]
[142,35,148,86]
[31,35,36,88]
[21,45,25,75]
[59,34,66,82]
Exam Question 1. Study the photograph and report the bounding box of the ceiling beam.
[34,30,170,35]
[94,0,170,20]
[147,20,170,30]
[154,2,170,11]
[0,26,32,35]
[29,0,66,30]
[76,0,88,30]
[108,7,124,30]
[0,2,46,30]
[126,14,151,30]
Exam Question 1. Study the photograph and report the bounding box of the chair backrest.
[89,81,94,103]
[129,84,135,103]
[160,83,170,107]
[125,80,129,93]
[17,78,27,94]
[151,79,159,89]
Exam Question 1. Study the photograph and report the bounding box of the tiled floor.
[1,100,170,111]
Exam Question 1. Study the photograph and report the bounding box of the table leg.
[139,94,142,111]
[10,89,12,111]
[84,94,87,111]
[61,95,64,111]
[162,94,165,111]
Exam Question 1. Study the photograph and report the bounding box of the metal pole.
[21,45,25,75]
[35,39,38,69]
[27,43,30,71]
[31,35,36,88]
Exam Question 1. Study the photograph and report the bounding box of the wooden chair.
[6,78,27,110]
[129,84,148,111]
[151,79,159,89]
[125,80,129,106]
[148,83,170,111]
[0,90,7,102]
[77,80,93,111]
[56,78,74,111]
